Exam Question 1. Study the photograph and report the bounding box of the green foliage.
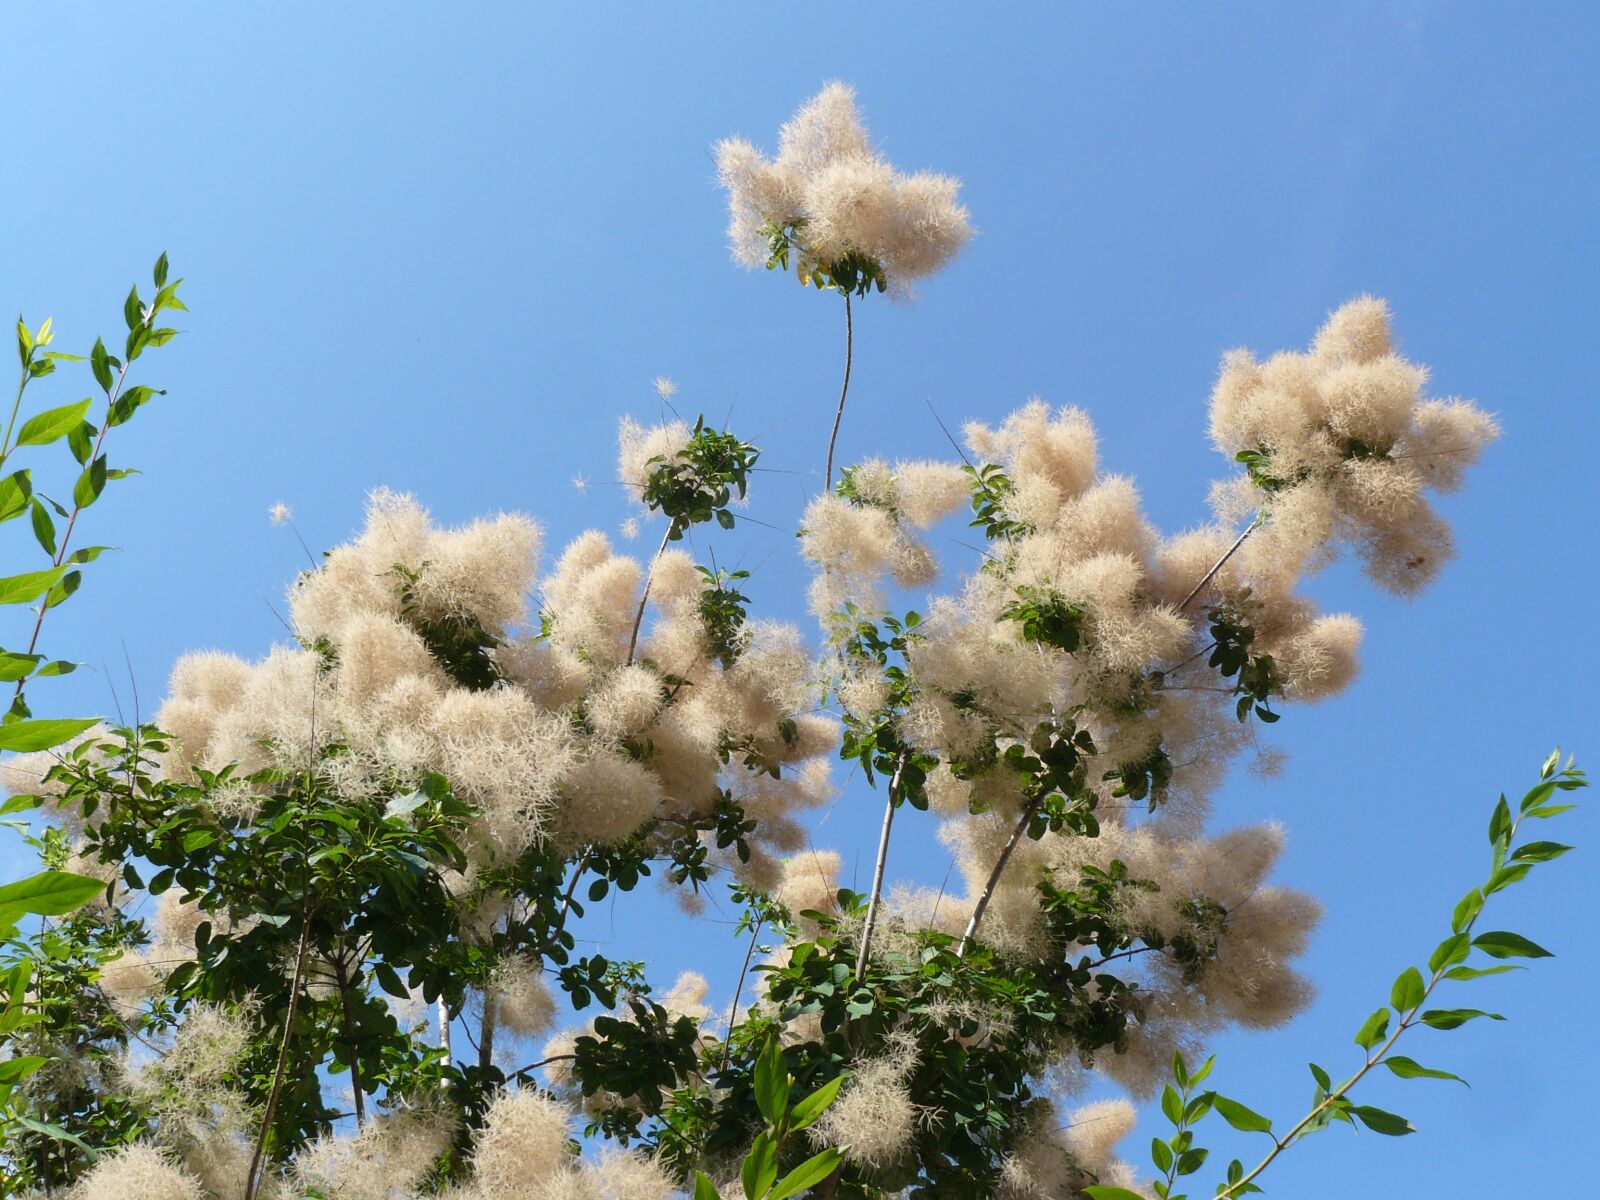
[2,258,186,1189]
[641,417,759,541]
[1125,751,1585,1199]
[961,462,1029,543]
[1204,596,1283,724]
[761,219,886,297]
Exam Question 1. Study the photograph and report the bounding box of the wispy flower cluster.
[716,83,971,294]
[795,298,1496,1100]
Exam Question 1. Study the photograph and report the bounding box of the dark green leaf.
[1350,1104,1414,1136]
[1384,1056,1467,1086]
[1211,1094,1273,1134]
[1420,1008,1505,1030]
[1471,931,1552,959]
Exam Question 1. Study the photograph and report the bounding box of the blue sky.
[4,3,1597,1195]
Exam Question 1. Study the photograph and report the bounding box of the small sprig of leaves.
[836,610,937,811]
[693,1039,846,1200]
[1205,598,1281,724]
[962,462,1029,542]
[697,566,751,670]
[761,218,886,298]
[1001,585,1084,653]
[642,417,759,541]
[1090,751,1586,1200]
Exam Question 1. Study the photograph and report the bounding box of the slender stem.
[547,848,594,954]
[853,759,904,984]
[332,953,366,1128]
[824,292,854,492]
[12,358,132,706]
[478,982,497,1075]
[511,1051,577,1078]
[719,914,765,1075]
[956,799,1040,958]
[246,918,312,1200]
[1177,518,1257,613]
[1220,812,1523,1198]
[1,369,29,464]
[626,525,675,665]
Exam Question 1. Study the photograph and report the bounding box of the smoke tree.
[0,86,1580,1200]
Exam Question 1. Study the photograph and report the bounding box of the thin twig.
[1177,519,1257,613]
[853,758,904,984]
[332,952,366,1127]
[824,292,854,491]
[719,914,765,1075]
[246,919,312,1200]
[626,526,674,665]
[957,800,1040,958]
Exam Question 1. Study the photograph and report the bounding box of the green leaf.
[1354,1007,1390,1051]
[0,1055,48,1085]
[770,1148,844,1200]
[1211,1093,1273,1134]
[30,499,56,556]
[90,337,113,392]
[0,470,30,522]
[15,399,92,447]
[1384,1056,1468,1086]
[1487,794,1511,846]
[0,652,42,682]
[73,455,107,509]
[67,421,94,465]
[45,569,81,609]
[788,1073,845,1131]
[1083,1189,1150,1200]
[1540,747,1561,779]
[0,871,106,923]
[1160,1082,1183,1125]
[108,384,164,427]
[1450,888,1483,934]
[753,1039,789,1128]
[1350,1104,1415,1136]
[16,317,32,363]
[1484,863,1532,894]
[1420,1008,1505,1030]
[383,790,428,819]
[124,285,144,330]
[1390,966,1425,1012]
[741,1130,777,1200]
[1428,933,1470,973]
[0,717,96,752]
[1471,931,1552,959]
[154,252,169,289]
[693,1171,722,1200]
[1511,840,1573,864]
[1443,963,1524,981]
[0,565,66,605]
[1523,803,1576,820]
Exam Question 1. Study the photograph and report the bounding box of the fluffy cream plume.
[618,417,692,507]
[716,82,971,293]
[467,1088,575,1199]
[810,1033,920,1168]
[293,1103,455,1200]
[69,1143,206,1200]
[1207,297,1496,596]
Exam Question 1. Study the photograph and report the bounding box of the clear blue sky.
[4,4,1597,1195]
